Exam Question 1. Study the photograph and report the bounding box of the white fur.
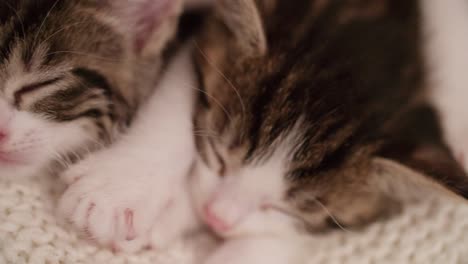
[188,123,305,263]
[196,143,292,236]
[0,46,94,179]
[59,46,199,252]
[0,98,95,179]
[204,236,309,264]
[422,0,468,167]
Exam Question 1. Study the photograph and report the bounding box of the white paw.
[148,188,201,249]
[58,148,179,253]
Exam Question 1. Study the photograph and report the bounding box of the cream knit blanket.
[0,172,467,264]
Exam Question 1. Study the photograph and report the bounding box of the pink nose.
[0,131,7,142]
[203,203,232,234]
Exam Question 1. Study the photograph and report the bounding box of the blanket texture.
[0,173,467,264]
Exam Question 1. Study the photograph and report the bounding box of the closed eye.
[208,137,227,177]
[14,77,64,106]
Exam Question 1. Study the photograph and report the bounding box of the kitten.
[0,0,182,179]
[189,0,468,262]
[0,0,185,251]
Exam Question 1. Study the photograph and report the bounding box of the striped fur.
[0,0,182,178]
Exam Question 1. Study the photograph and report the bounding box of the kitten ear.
[370,105,468,202]
[215,0,267,56]
[371,155,468,202]
[105,0,183,55]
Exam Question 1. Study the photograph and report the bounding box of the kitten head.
[0,0,182,178]
[191,0,468,237]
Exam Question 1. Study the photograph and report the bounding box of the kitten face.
[0,0,182,178]
[192,0,468,237]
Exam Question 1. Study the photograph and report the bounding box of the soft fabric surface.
[0,173,467,264]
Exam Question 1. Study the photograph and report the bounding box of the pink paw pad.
[124,209,137,241]
[84,203,96,239]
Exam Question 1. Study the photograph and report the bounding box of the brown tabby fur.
[0,0,181,145]
[193,0,468,231]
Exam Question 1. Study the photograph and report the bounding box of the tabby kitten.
[0,0,187,254]
[0,0,182,180]
[188,0,468,262]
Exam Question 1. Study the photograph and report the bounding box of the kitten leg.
[148,180,201,249]
[59,46,197,252]
[422,0,468,169]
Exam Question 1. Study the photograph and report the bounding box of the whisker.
[310,197,352,233]
[178,80,234,124]
[193,133,220,139]
[38,21,87,49]
[193,129,218,134]
[268,198,353,234]
[193,40,246,128]
[33,0,60,47]
[193,128,219,136]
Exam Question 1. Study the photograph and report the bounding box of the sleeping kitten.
[0,0,185,251]
[189,0,468,262]
[0,0,182,179]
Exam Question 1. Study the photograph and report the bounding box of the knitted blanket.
[1,173,467,264]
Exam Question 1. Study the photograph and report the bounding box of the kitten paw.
[58,150,176,253]
[148,192,200,250]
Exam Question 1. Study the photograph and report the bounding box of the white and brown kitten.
[190,0,468,263]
